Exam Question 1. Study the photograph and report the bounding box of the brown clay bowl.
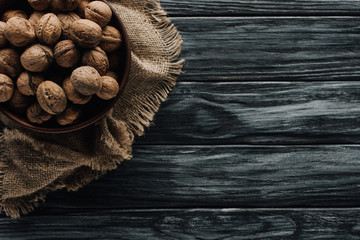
[0,0,131,133]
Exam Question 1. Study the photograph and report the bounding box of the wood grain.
[137,81,360,145]
[1,208,360,239]
[2,3,360,238]
[39,145,360,210]
[161,0,360,16]
[174,17,360,81]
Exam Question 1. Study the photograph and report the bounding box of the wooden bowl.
[0,0,131,133]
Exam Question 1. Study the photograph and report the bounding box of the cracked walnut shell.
[37,81,67,115]
[36,13,62,45]
[54,40,80,68]
[57,12,81,39]
[0,48,21,78]
[21,44,54,72]
[1,10,27,22]
[17,72,44,96]
[9,89,30,110]
[62,77,92,104]
[85,1,112,28]
[81,46,109,75]
[96,76,119,100]
[77,0,91,18]
[105,71,118,81]
[70,66,101,96]
[56,105,81,125]
[70,19,102,48]
[0,21,8,47]
[29,11,46,29]
[99,25,122,53]
[27,102,52,124]
[28,0,51,11]
[5,17,35,47]
[0,73,14,102]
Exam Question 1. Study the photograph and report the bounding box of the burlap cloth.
[0,0,183,218]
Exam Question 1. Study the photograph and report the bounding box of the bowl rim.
[0,0,132,134]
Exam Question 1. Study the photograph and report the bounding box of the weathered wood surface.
[2,1,360,238]
[162,0,360,16]
[1,208,360,239]
[173,17,360,81]
[40,145,360,209]
[137,81,360,145]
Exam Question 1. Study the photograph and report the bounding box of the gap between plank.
[133,143,360,147]
[169,15,360,19]
[46,207,360,213]
[177,80,360,83]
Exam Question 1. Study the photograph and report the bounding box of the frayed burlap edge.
[0,0,184,218]
[123,0,184,138]
[1,165,100,218]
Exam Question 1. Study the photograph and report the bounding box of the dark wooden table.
[2,0,360,239]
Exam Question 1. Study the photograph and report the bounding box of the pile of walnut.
[0,0,122,126]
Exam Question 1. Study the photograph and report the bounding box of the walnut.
[77,0,91,18]
[27,102,52,124]
[37,81,67,114]
[96,76,119,100]
[62,77,92,104]
[17,72,44,96]
[82,46,109,75]
[36,13,62,45]
[0,48,21,78]
[8,89,30,110]
[105,71,118,80]
[57,12,81,39]
[99,26,122,52]
[0,21,8,47]
[21,44,54,72]
[1,10,27,22]
[70,66,101,96]
[28,0,51,11]
[70,19,102,48]
[5,17,35,47]
[29,11,46,29]
[52,0,80,12]
[0,74,14,102]
[85,1,112,28]
[54,40,80,68]
[56,105,81,125]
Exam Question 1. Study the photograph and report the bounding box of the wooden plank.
[161,0,360,16]
[173,17,360,81]
[1,208,360,239]
[138,81,360,145]
[41,145,360,209]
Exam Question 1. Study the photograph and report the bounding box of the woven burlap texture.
[0,0,184,218]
